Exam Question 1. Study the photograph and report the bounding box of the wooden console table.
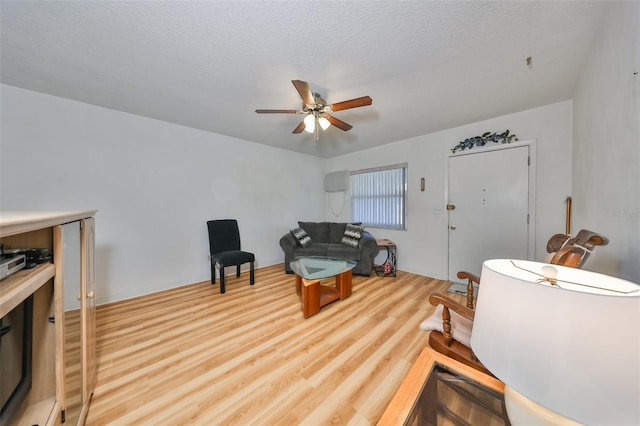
[0,211,97,426]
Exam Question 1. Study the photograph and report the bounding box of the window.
[350,163,407,230]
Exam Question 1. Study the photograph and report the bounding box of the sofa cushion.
[341,223,365,248]
[327,243,361,260]
[293,243,330,258]
[298,221,330,243]
[290,227,312,248]
[329,223,347,243]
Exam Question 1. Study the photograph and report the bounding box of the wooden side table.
[378,348,507,425]
[374,239,397,277]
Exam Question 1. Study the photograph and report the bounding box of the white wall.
[0,84,325,305]
[572,1,640,282]
[326,101,573,280]
[8,10,637,304]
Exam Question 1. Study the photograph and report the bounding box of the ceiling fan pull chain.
[314,117,319,144]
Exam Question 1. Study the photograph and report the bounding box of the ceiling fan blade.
[330,96,373,112]
[292,80,315,106]
[325,115,353,131]
[292,120,306,134]
[255,109,298,114]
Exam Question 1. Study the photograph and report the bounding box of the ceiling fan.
[255,80,373,139]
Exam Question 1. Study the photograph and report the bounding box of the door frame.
[443,139,537,281]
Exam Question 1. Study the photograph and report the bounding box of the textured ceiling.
[0,1,608,158]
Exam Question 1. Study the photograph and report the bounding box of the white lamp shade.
[303,114,315,133]
[471,259,640,425]
[318,116,331,130]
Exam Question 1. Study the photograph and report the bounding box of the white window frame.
[350,163,408,230]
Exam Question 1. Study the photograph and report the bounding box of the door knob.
[450,225,457,230]
[87,291,95,299]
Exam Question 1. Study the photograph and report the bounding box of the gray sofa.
[280,221,378,276]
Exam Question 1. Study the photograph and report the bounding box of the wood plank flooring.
[65,308,83,425]
[85,265,449,425]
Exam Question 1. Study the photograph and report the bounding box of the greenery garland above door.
[451,130,518,153]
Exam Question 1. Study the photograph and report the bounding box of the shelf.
[0,211,97,426]
[319,286,341,307]
[15,397,59,426]
[0,263,55,317]
[0,210,97,237]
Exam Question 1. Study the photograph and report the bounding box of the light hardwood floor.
[85,265,450,425]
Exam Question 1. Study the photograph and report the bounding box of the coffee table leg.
[336,269,353,299]
[301,278,321,318]
[295,274,302,295]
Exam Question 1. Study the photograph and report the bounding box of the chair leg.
[211,262,216,284]
[236,264,241,277]
[250,262,255,285]
[219,266,226,294]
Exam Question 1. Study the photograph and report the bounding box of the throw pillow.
[341,223,365,248]
[290,227,312,248]
[419,305,473,347]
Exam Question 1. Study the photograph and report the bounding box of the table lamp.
[471,259,640,425]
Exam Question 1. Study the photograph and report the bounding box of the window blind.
[350,163,407,230]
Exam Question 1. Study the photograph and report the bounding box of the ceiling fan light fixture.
[303,114,315,133]
[318,116,331,130]
[255,80,372,137]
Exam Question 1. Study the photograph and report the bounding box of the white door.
[448,145,530,280]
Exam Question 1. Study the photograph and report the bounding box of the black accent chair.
[206,219,255,294]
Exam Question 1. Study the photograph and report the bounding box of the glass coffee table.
[290,256,357,318]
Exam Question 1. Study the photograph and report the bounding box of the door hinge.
[62,409,66,423]
[528,156,531,166]
[527,214,530,224]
